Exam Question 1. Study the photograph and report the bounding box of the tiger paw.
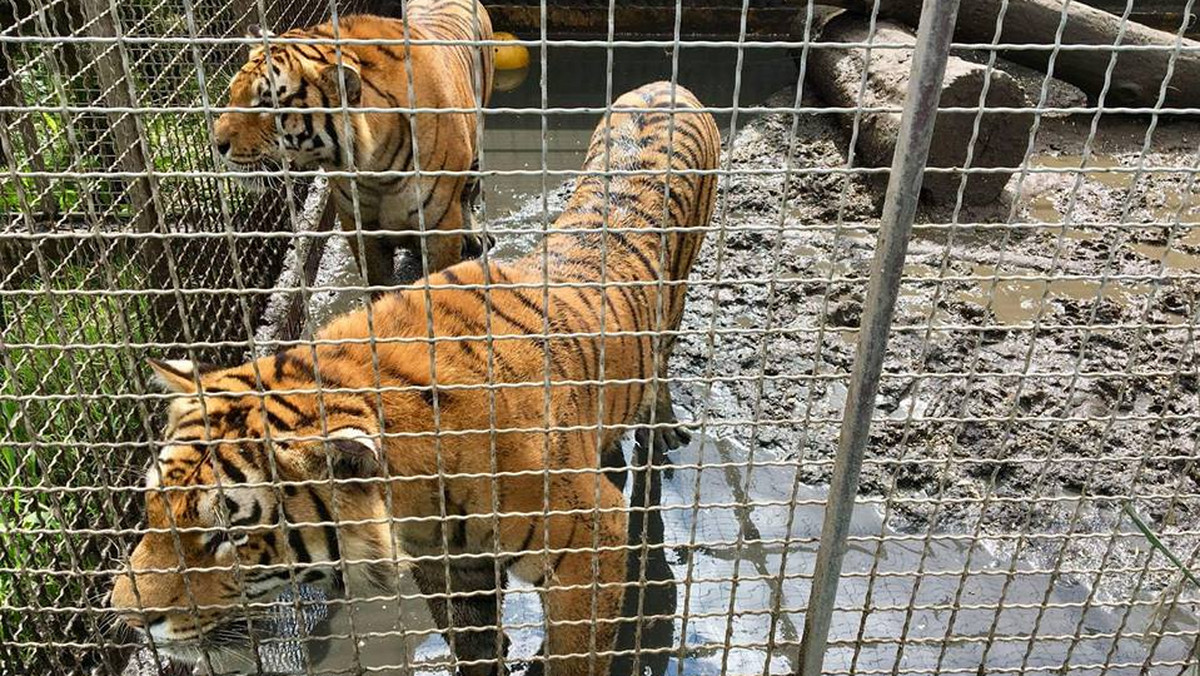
[653,420,693,453]
[461,232,497,260]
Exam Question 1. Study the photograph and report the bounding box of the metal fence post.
[794,0,962,673]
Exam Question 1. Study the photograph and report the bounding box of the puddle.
[1032,154,1133,190]
[944,226,1199,326]
[792,244,821,259]
[955,264,1154,325]
[902,262,939,279]
[1064,227,1103,241]
[839,228,874,242]
[1029,194,1063,224]
[815,259,851,277]
[1129,243,1200,272]
[1153,188,1200,226]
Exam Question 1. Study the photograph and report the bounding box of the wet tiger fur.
[111,81,720,676]
[213,0,495,291]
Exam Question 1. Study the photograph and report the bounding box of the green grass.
[1,17,242,667]
[0,259,152,661]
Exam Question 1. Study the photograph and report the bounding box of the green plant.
[2,50,222,217]
[0,258,152,664]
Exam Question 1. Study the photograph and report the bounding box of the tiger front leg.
[395,198,467,282]
[340,214,397,299]
[529,486,627,676]
[459,160,496,260]
[412,561,510,676]
[599,439,628,492]
[650,383,691,452]
[645,331,691,453]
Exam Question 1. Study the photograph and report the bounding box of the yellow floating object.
[494,65,529,92]
[493,31,530,71]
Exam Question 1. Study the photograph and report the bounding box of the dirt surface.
[665,85,1200,606]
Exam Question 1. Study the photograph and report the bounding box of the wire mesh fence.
[1,0,1199,674]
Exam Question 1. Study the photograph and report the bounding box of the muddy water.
[1032,154,1134,189]
[954,264,1155,326]
[1023,154,1200,228]
[479,44,800,234]
[950,153,1200,325]
[1130,243,1200,271]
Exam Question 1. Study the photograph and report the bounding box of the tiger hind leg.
[413,561,510,676]
[525,483,627,676]
[647,333,692,453]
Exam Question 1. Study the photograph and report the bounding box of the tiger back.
[523,81,721,456]
[213,0,495,292]
[112,82,719,676]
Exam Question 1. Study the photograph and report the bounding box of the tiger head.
[109,357,396,670]
[213,25,365,190]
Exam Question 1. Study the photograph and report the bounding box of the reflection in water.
[612,429,677,676]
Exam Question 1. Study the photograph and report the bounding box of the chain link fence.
[1,0,1198,674]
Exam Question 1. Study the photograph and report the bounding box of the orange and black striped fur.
[213,0,495,290]
[112,82,719,676]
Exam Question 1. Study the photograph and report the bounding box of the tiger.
[212,0,496,293]
[111,81,720,676]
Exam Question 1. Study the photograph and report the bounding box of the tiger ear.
[146,358,204,393]
[319,64,361,105]
[314,428,382,481]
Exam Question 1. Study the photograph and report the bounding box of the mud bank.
[667,87,1200,609]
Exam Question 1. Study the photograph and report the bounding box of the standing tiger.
[213,0,495,291]
[112,82,720,676]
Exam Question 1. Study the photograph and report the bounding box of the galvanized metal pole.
[794,0,962,674]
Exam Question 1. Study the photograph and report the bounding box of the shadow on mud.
[612,429,678,676]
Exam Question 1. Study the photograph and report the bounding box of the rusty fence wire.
[2,0,1199,674]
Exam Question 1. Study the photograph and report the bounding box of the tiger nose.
[216,140,231,157]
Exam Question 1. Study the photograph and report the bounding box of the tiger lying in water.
[213,0,495,290]
[112,81,720,676]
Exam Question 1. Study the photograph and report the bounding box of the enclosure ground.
[671,85,1200,594]
[669,85,1200,671]
[241,76,1200,674]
